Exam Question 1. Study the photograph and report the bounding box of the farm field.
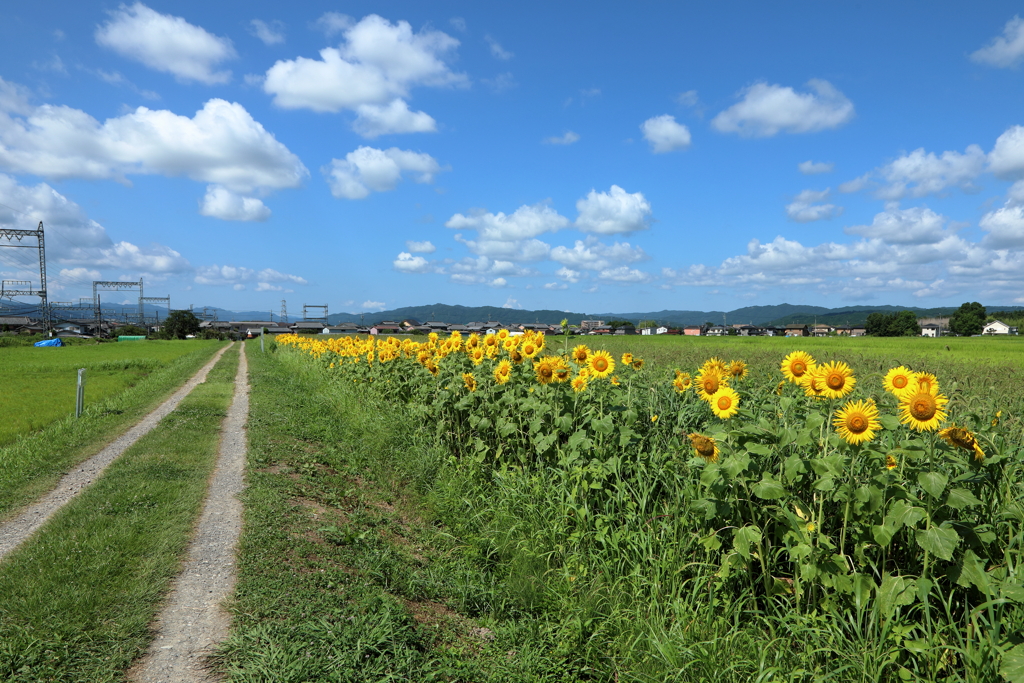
[0,340,222,446]
[258,331,1023,682]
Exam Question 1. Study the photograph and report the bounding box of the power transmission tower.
[303,304,328,324]
[0,221,49,332]
[280,300,288,325]
[93,279,143,336]
[140,295,171,323]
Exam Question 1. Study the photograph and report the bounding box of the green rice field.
[0,340,223,446]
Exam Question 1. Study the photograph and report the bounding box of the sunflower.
[673,372,692,393]
[632,359,644,370]
[694,369,728,402]
[521,340,540,359]
[621,352,634,366]
[572,344,590,364]
[833,399,881,445]
[913,372,939,395]
[571,376,588,393]
[463,372,477,392]
[701,357,728,375]
[775,380,786,395]
[992,410,1002,428]
[497,328,510,340]
[780,351,816,384]
[588,350,615,378]
[493,360,512,384]
[939,425,985,462]
[466,333,480,349]
[728,360,748,380]
[817,360,856,400]
[886,454,898,470]
[470,347,486,365]
[898,389,949,432]
[801,370,828,400]
[710,386,740,419]
[416,350,431,366]
[509,348,525,364]
[610,375,621,386]
[425,359,439,377]
[503,337,518,352]
[688,433,720,463]
[883,366,915,396]
[534,357,557,385]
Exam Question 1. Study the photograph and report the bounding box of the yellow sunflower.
[466,333,480,349]
[521,340,540,359]
[463,372,478,392]
[571,344,590,364]
[509,348,525,365]
[898,389,949,432]
[554,360,572,383]
[694,369,728,402]
[571,376,588,393]
[801,370,828,400]
[673,372,692,393]
[886,454,898,470]
[913,372,939,395]
[883,366,915,396]
[425,359,439,377]
[534,357,557,385]
[588,350,615,378]
[416,350,431,366]
[493,360,512,385]
[939,425,985,462]
[610,375,621,386]
[632,359,644,370]
[497,328,510,340]
[817,360,856,400]
[833,399,881,445]
[470,347,486,365]
[701,357,728,375]
[621,352,634,366]
[780,351,816,384]
[728,360,748,380]
[710,386,740,419]
[688,433,720,463]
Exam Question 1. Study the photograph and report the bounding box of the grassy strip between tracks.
[0,344,239,683]
[0,340,226,521]
[217,340,581,682]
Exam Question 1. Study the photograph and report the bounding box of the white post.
[75,368,86,417]
[260,328,265,353]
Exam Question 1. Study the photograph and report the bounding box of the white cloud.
[576,185,652,234]
[352,99,437,137]
[543,282,568,290]
[485,35,513,60]
[195,264,306,288]
[501,296,522,309]
[599,266,651,283]
[405,240,435,253]
[971,15,1024,68]
[0,87,308,197]
[449,17,466,32]
[550,239,647,271]
[556,267,581,283]
[323,146,444,199]
[314,12,353,36]
[786,188,842,223]
[450,256,536,279]
[490,278,508,288]
[980,204,1024,248]
[393,252,436,273]
[640,114,691,153]
[989,125,1024,179]
[543,131,580,145]
[249,19,285,46]
[263,14,464,136]
[845,205,954,245]
[876,145,985,199]
[838,173,871,193]
[799,160,834,175]
[95,3,236,85]
[1009,180,1024,205]
[676,90,700,107]
[362,300,386,310]
[58,267,101,282]
[447,203,568,243]
[199,185,271,222]
[711,79,854,137]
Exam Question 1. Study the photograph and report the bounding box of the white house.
[921,323,942,338]
[982,320,1012,335]
[640,326,669,335]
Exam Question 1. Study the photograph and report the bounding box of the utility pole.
[0,221,49,333]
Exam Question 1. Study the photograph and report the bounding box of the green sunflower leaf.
[916,525,960,561]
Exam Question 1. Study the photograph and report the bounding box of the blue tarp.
[33,338,63,347]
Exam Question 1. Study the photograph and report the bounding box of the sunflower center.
[594,358,609,372]
[910,394,937,421]
[692,436,715,457]
[826,372,845,390]
[847,414,868,433]
[792,361,806,376]
[893,375,908,389]
[717,395,732,411]
[704,377,720,394]
[919,378,933,392]
[539,366,553,379]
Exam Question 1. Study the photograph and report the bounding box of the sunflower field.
[277,330,1024,682]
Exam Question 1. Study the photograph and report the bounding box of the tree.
[865,310,920,337]
[638,319,658,330]
[113,324,147,337]
[948,302,986,336]
[161,310,201,339]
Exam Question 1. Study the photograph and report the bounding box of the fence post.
[261,329,265,353]
[75,368,86,418]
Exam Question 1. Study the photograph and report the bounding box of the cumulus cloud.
[543,282,568,290]
[640,114,691,152]
[363,300,386,310]
[989,125,1024,179]
[263,14,464,136]
[446,203,567,261]
[393,252,436,273]
[485,35,513,60]
[0,85,308,198]
[248,19,285,46]
[799,160,834,174]
[980,205,1024,248]
[323,146,444,199]
[405,240,435,253]
[598,266,651,283]
[550,239,647,271]
[711,79,854,137]
[844,205,954,245]
[199,185,271,221]
[556,267,581,283]
[95,3,236,84]
[970,15,1024,68]
[194,264,306,288]
[576,185,651,234]
[875,145,986,199]
[543,131,580,145]
[786,188,842,223]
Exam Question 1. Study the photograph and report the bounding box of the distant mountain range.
[192,302,1024,328]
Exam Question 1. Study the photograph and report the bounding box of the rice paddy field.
[0,340,222,446]
[260,331,1024,682]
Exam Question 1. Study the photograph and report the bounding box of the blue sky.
[1,2,1023,315]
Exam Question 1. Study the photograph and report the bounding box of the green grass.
[0,341,226,521]
[0,343,240,683]
[0,339,222,445]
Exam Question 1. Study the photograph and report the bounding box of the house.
[921,323,942,338]
[785,324,809,337]
[424,321,449,331]
[706,325,727,336]
[400,318,421,329]
[983,320,1013,335]
[0,316,33,333]
[811,324,832,337]
[683,325,703,336]
[732,324,762,336]
[292,321,325,334]
[640,326,669,335]
[580,320,605,331]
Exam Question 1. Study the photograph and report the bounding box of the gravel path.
[0,342,233,563]
[130,341,249,683]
